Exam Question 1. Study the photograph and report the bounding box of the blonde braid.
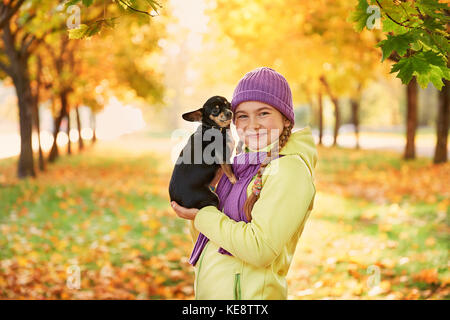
[243,120,293,221]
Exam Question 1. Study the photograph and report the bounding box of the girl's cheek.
[235,120,247,132]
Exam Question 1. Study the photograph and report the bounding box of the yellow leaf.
[17,257,28,267]
[154,275,166,285]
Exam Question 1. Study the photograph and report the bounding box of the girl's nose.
[248,116,260,129]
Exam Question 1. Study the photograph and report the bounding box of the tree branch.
[1,21,18,62]
[0,0,26,30]
[375,0,413,29]
[21,33,36,57]
[118,0,151,16]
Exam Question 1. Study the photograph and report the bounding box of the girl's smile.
[234,101,291,150]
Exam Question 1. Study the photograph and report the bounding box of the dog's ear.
[182,108,203,122]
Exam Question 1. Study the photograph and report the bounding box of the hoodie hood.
[245,126,318,176]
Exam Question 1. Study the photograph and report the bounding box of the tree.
[350,0,450,162]
[0,0,164,178]
[434,78,449,163]
[0,1,61,178]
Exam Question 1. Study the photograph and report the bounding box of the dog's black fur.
[169,96,237,209]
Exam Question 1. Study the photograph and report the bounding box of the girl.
[171,67,317,300]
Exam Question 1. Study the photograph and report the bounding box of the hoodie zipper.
[234,273,241,300]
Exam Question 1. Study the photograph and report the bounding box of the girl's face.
[234,101,291,150]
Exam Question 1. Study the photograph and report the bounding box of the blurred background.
[0,0,448,300]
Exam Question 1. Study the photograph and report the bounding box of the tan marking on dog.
[209,112,231,128]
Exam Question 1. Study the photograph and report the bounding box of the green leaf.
[390,50,449,89]
[416,64,445,89]
[416,0,450,20]
[377,33,415,61]
[348,0,370,32]
[65,0,81,7]
[421,32,450,56]
[410,41,423,51]
[82,0,94,7]
[390,57,416,85]
[422,16,447,32]
[381,16,409,34]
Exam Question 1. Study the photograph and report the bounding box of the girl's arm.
[193,156,315,268]
[188,220,200,244]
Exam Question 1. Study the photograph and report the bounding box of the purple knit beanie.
[231,67,295,126]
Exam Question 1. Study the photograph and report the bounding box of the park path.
[1,126,449,160]
[92,127,449,160]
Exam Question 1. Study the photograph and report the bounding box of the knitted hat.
[231,67,295,125]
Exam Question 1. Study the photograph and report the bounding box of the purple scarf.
[189,150,284,266]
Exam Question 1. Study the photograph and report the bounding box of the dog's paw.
[229,175,237,184]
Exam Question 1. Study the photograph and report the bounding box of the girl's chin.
[246,137,270,150]
[248,143,267,150]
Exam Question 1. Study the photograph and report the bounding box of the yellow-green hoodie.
[188,126,318,300]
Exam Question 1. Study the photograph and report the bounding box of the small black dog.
[169,96,237,210]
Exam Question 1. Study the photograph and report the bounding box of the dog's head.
[182,96,233,128]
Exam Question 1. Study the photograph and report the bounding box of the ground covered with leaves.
[0,137,448,299]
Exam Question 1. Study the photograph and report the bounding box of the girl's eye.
[237,112,268,119]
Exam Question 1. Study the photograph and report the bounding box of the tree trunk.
[319,75,340,146]
[2,23,36,178]
[14,71,36,178]
[318,91,323,145]
[32,100,45,171]
[48,92,68,163]
[331,97,340,146]
[351,99,360,149]
[33,55,45,171]
[75,106,84,151]
[91,111,97,144]
[434,79,449,164]
[404,77,418,160]
[66,112,71,155]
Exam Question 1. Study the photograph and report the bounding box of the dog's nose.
[225,110,232,118]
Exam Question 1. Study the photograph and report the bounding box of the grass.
[286,145,449,299]
[0,146,194,299]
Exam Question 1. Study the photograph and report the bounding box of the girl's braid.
[243,119,293,221]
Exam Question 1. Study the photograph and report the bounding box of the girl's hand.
[171,201,199,220]
[210,167,223,188]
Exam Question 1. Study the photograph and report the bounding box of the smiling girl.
[171,67,318,299]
